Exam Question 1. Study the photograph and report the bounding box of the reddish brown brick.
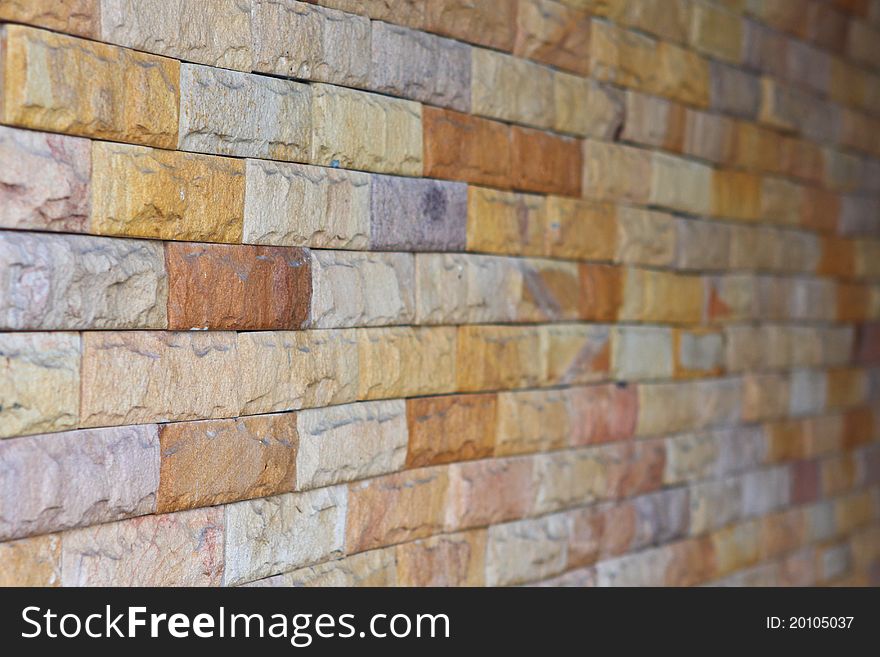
[423,107,511,188]
[424,0,517,52]
[579,263,623,321]
[510,125,582,196]
[166,243,310,330]
[406,394,497,467]
[445,457,534,530]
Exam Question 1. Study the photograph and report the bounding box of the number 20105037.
[766,617,854,629]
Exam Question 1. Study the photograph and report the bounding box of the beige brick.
[252,547,397,586]
[311,83,422,175]
[224,486,347,585]
[0,535,60,586]
[545,196,617,261]
[243,160,370,249]
[620,268,704,324]
[615,206,676,267]
[237,329,359,415]
[582,140,653,204]
[637,379,742,436]
[496,388,570,456]
[466,187,547,256]
[485,514,569,586]
[253,0,370,86]
[178,63,311,161]
[91,141,244,242]
[358,326,457,399]
[0,332,80,438]
[456,325,545,391]
[308,251,414,329]
[61,507,224,586]
[689,0,743,63]
[0,0,99,38]
[1,25,178,148]
[553,73,623,138]
[612,326,674,380]
[532,449,608,514]
[396,529,486,586]
[543,323,611,386]
[471,47,554,129]
[100,0,254,70]
[295,400,408,490]
[650,153,712,215]
[514,0,591,75]
[80,331,239,427]
[605,0,691,43]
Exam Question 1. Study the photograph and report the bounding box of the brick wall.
[0,0,878,587]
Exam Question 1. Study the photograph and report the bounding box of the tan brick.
[637,379,742,436]
[311,83,422,176]
[511,125,582,196]
[615,206,676,267]
[650,152,712,215]
[604,0,691,43]
[620,268,704,324]
[485,513,569,585]
[237,329,359,415]
[456,325,545,391]
[101,0,253,70]
[424,0,517,51]
[545,196,617,261]
[358,326,456,400]
[689,0,743,63]
[582,140,652,204]
[309,251,414,328]
[0,0,99,38]
[310,0,425,30]
[80,331,239,427]
[346,467,449,552]
[514,0,591,75]
[0,332,80,438]
[157,415,297,513]
[243,160,370,249]
[496,388,569,456]
[1,25,178,147]
[91,142,244,243]
[553,73,623,138]
[612,326,674,380]
[253,0,370,86]
[296,400,407,489]
[224,487,347,585]
[178,63,311,161]
[543,323,611,386]
[0,125,90,233]
[406,394,497,467]
[472,48,554,129]
[0,534,60,586]
[251,547,397,587]
[712,169,762,221]
[396,529,486,586]
[655,41,710,106]
[61,507,224,586]
[566,382,638,445]
[466,187,546,256]
[674,328,724,378]
[532,449,607,513]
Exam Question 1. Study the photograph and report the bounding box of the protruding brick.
[0,126,90,233]
[0,332,80,438]
[346,467,449,552]
[423,107,511,188]
[253,0,370,86]
[0,25,179,147]
[311,83,422,175]
[510,125,582,196]
[406,393,497,467]
[80,331,239,427]
[178,63,311,160]
[689,0,743,63]
[91,142,245,243]
[157,415,297,513]
[0,425,158,540]
[296,400,407,489]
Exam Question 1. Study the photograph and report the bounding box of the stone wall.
[0,0,879,586]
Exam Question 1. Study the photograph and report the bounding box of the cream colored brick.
[472,48,554,129]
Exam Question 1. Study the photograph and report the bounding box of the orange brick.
[818,236,857,278]
[579,263,624,321]
[423,107,511,188]
[405,394,497,467]
[510,125,582,196]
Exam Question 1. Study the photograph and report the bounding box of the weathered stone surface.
[396,529,486,586]
[166,242,309,330]
[615,206,676,267]
[566,383,638,445]
[358,326,457,399]
[0,0,99,38]
[61,507,224,586]
[80,331,239,427]
[689,0,743,63]
[91,141,245,242]
[675,328,724,378]
[0,332,80,438]
[466,187,546,256]
[649,152,712,215]
[553,74,623,138]
[423,107,511,188]
[510,125,582,196]
[456,325,545,391]
[676,217,732,271]
[311,83,422,175]
[249,547,397,586]
[532,448,608,513]
[612,326,673,380]
[636,378,742,437]
[253,0,369,85]
[514,0,591,75]
[1,25,178,148]
[655,41,710,107]
[582,140,653,204]
[308,0,424,30]
[309,251,413,328]
[621,90,683,150]
[446,457,533,529]
[590,19,658,90]
[157,415,297,513]
[545,196,617,260]
[295,400,407,490]
[370,175,467,251]
[472,47,554,129]
[0,231,167,330]
[0,126,90,232]
[237,329,358,414]
[0,425,158,540]
[542,323,611,386]
[620,268,704,324]
[495,388,568,456]
[224,486,347,585]
[741,372,790,422]
[663,431,720,485]
[178,63,311,160]
[346,467,449,552]
[243,160,370,249]
[370,21,471,111]
[579,263,624,321]
[101,0,253,70]
[485,513,569,586]
[0,534,60,586]
[603,0,690,43]
[424,0,517,51]
[406,393,497,467]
